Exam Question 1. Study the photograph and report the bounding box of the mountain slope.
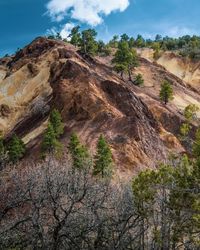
[0,37,199,172]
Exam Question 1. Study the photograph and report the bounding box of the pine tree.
[183,104,199,122]
[120,33,129,42]
[50,109,64,138]
[68,133,89,169]
[193,128,200,159]
[135,34,145,48]
[8,134,25,163]
[159,80,174,105]
[180,123,191,141]
[112,41,139,80]
[41,123,62,157]
[80,29,98,56]
[69,26,81,47]
[134,73,144,86]
[93,135,113,178]
[109,35,119,48]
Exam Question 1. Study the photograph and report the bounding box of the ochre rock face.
[1,37,200,171]
[137,48,200,91]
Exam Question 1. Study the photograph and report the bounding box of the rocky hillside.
[0,37,200,172]
[138,48,200,91]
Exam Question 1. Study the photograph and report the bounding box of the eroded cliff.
[0,38,200,172]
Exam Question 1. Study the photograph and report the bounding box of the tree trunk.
[128,68,132,81]
[120,71,124,80]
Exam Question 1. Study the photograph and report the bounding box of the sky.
[0,0,200,57]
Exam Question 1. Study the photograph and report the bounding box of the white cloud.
[46,0,130,26]
[60,23,75,39]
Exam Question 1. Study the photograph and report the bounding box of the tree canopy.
[159,80,174,104]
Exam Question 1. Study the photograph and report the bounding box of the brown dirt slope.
[1,37,199,172]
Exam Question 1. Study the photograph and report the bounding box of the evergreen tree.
[180,123,191,141]
[93,135,113,178]
[8,134,25,163]
[120,33,129,42]
[155,34,162,42]
[127,48,139,81]
[159,80,174,104]
[41,123,62,157]
[193,128,200,159]
[135,34,145,48]
[112,41,139,80]
[50,109,64,138]
[69,26,81,47]
[109,35,119,48]
[68,133,89,169]
[80,29,98,56]
[134,73,144,86]
[97,40,111,56]
[152,42,162,60]
[184,104,199,122]
[129,37,135,48]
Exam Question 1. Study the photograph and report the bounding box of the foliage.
[68,133,89,169]
[108,35,119,48]
[135,34,146,48]
[69,25,81,47]
[41,123,62,157]
[152,42,162,60]
[159,80,174,104]
[180,122,191,141]
[97,40,112,56]
[134,73,144,86]
[1,153,199,249]
[120,33,130,42]
[50,109,64,138]
[80,29,98,56]
[184,104,199,122]
[41,109,64,158]
[48,32,62,41]
[132,156,200,249]
[179,104,199,142]
[193,128,200,159]
[108,33,200,61]
[8,134,25,163]
[112,41,139,80]
[93,135,113,178]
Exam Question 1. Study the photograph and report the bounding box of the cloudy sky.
[0,0,200,56]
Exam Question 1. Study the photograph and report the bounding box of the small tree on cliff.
[134,73,144,86]
[193,128,200,159]
[69,25,81,47]
[8,134,25,163]
[50,109,64,138]
[93,135,113,178]
[159,80,174,105]
[184,104,199,122]
[112,41,139,80]
[68,133,89,169]
[80,29,98,56]
[41,123,62,157]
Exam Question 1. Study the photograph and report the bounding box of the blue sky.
[0,0,200,57]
